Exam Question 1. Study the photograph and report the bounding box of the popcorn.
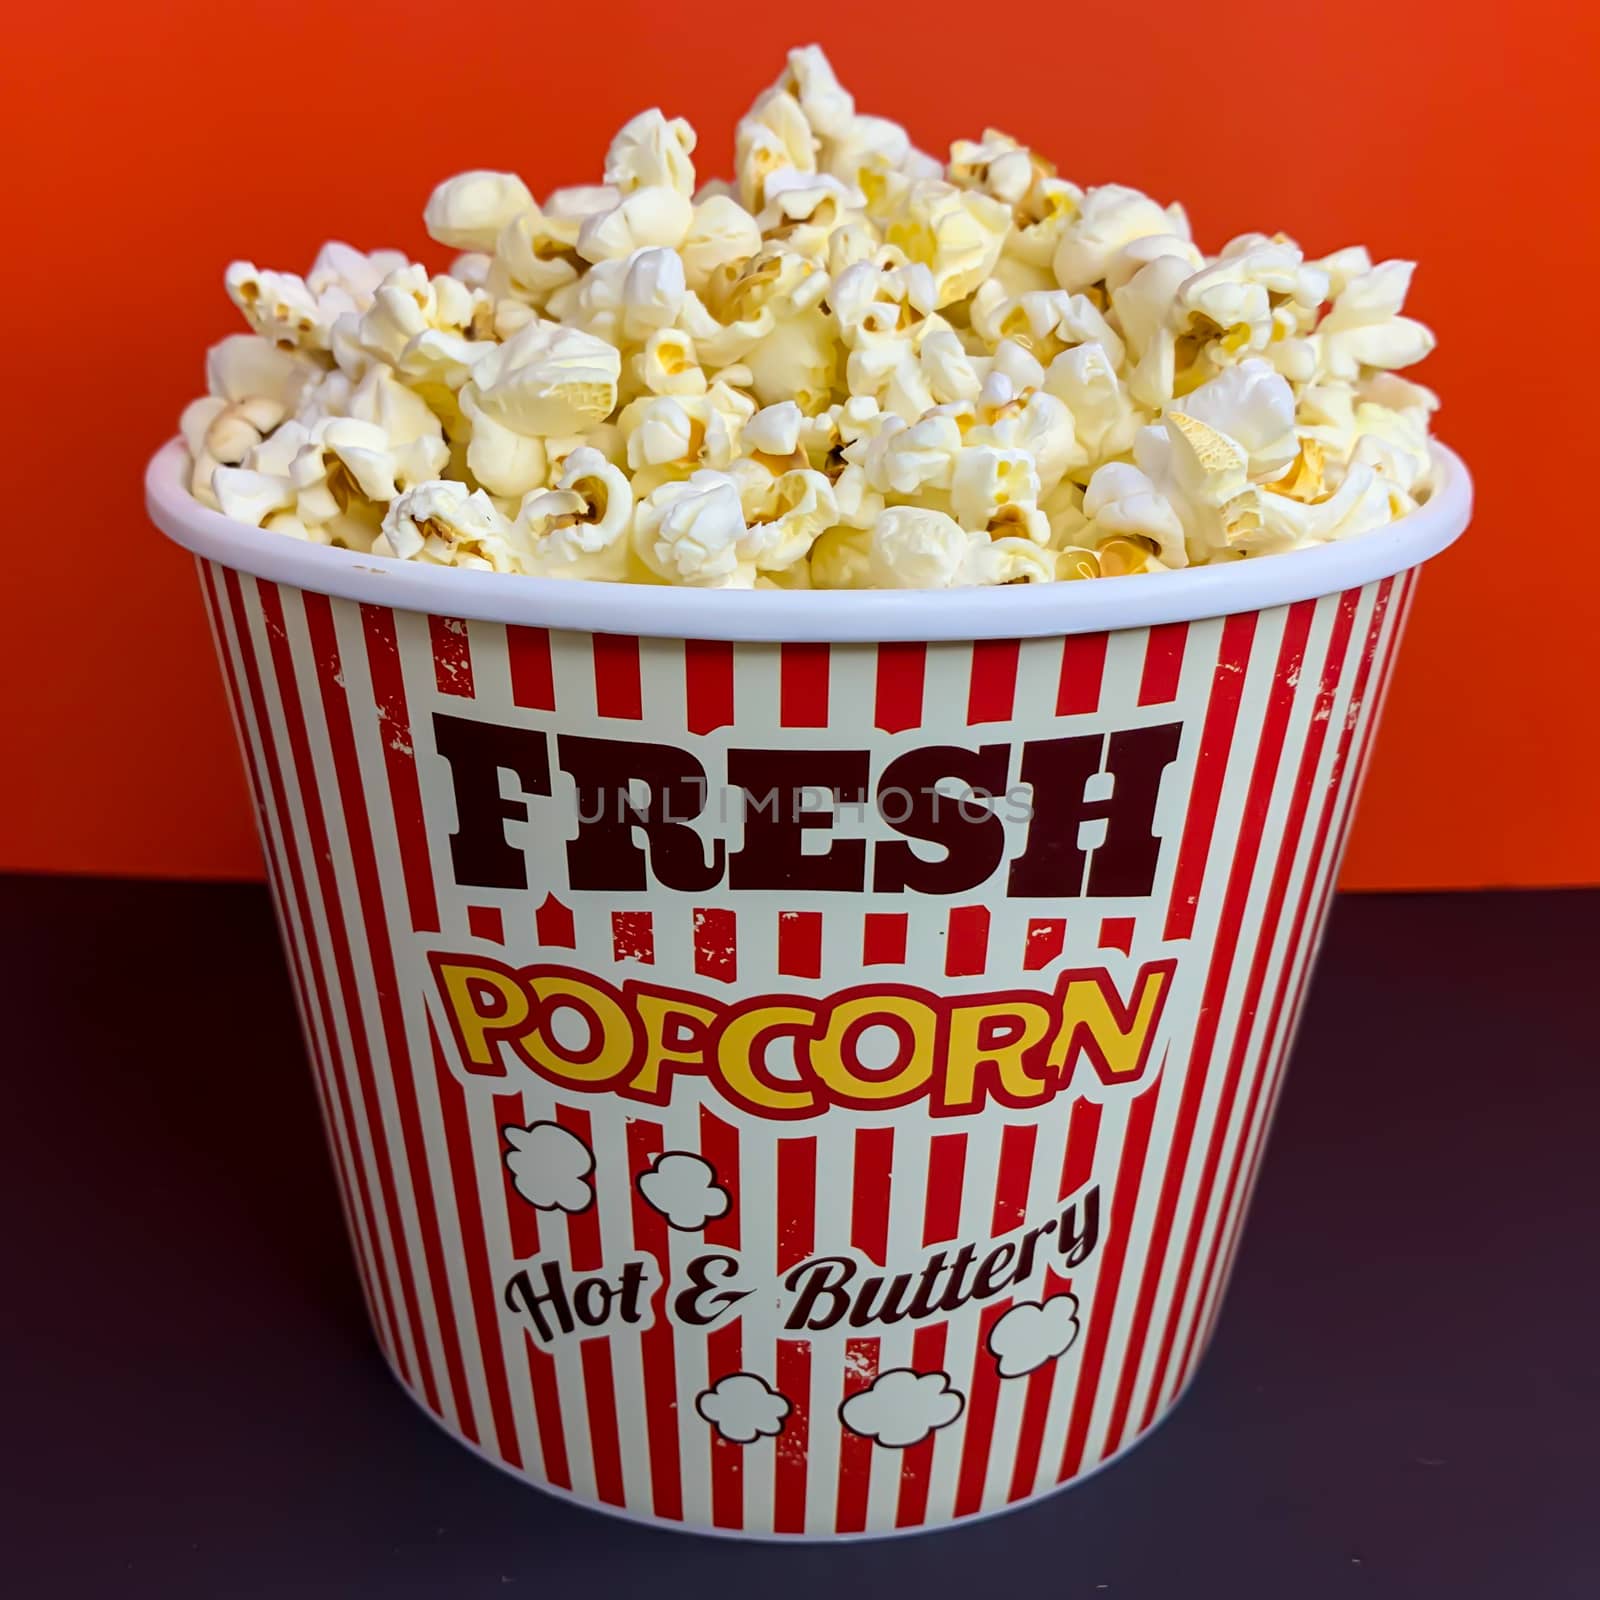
[743,400,804,459]
[735,88,817,212]
[182,334,319,506]
[757,169,865,261]
[519,446,635,579]
[680,195,763,293]
[605,110,698,197]
[212,464,297,529]
[633,469,752,586]
[882,180,1010,307]
[577,185,695,263]
[1081,461,1187,567]
[868,504,971,587]
[950,445,1046,540]
[224,263,333,353]
[620,247,688,342]
[822,113,918,194]
[622,386,750,476]
[971,283,1126,369]
[291,417,418,543]
[809,524,873,587]
[424,171,536,252]
[1176,359,1299,481]
[489,204,585,309]
[866,504,1054,588]
[469,320,621,437]
[1315,259,1436,381]
[967,386,1081,495]
[774,45,855,140]
[630,327,708,397]
[376,479,530,571]
[858,411,963,495]
[1054,184,1190,293]
[741,467,838,571]
[181,43,1443,587]
[459,384,547,498]
[349,265,495,391]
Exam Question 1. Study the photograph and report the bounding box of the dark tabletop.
[4,876,1595,1598]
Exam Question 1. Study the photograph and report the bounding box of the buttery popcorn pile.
[179,46,1440,589]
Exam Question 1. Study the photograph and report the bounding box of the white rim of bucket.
[146,436,1471,643]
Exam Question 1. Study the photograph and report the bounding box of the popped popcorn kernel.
[377,479,528,571]
[180,43,1444,590]
[519,446,635,580]
[605,110,698,198]
[424,171,536,253]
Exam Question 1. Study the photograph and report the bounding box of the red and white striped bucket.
[147,441,1470,1538]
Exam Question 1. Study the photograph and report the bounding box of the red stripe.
[953,1122,1038,1517]
[780,643,830,727]
[694,907,738,983]
[536,893,576,948]
[1138,622,1188,705]
[221,573,412,1386]
[875,642,926,732]
[836,1126,896,1534]
[1023,918,1066,972]
[579,1341,627,1506]
[427,1018,523,1467]
[1123,600,1316,1441]
[945,904,991,977]
[362,607,441,930]
[1344,574,1414,821]
[1164,613,1258,941]
[684,639,735,733]
[894,1132,968,1527]
[1057,1075,1162,1478]
[1097,916,1134,955]
[492,1087,572,1488]
[1185,581,1402,1371]
[555,1106,603,1270]
[777,911,823,979]
[493,1093,544,1262]
[851,1127,895,1265]
[836,1339,880,1534]
[627,1118,684,1522]
[863,912,908,966]
[922,1134,968,1243]
[200,567,390,1354]
[1164,592,1361,1403]
[507,625,556,710]
[526,1345,572,1489]
[294,588,482,1428]
[611,910,655,964]
[966,638,1020,724]
[1055,633,1108,716]
[1271,582,1397,1061]
[1007,1097,1103,1501]
[428,615,475,697]
[553,1103,625,1506]
[895,1324,950,1528]
[707,1322,746,1529]
[592,633,643,719]
[376,601,556,1465]
[774,1138,818,1534]
[700,1108,743,1528]
[841,1137,895,1557]
[777,1138,817,1268]
[701,1110,742,1253]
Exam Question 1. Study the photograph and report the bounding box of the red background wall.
[4,0,1596,887]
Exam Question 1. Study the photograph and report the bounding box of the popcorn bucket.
[146,439,1470,1538]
